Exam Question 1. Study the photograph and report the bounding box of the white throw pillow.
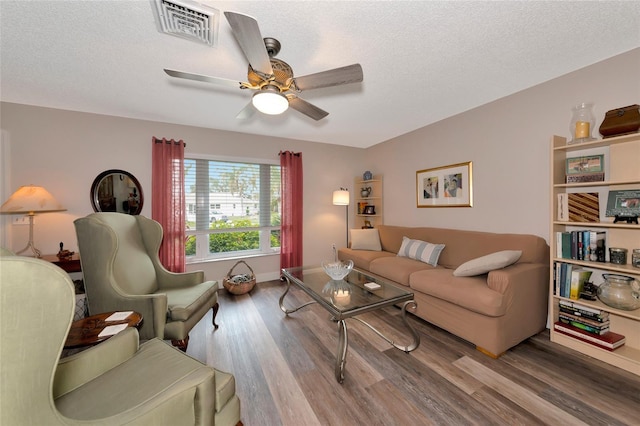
[453,250,522,277]
[397,236,445,267]
[350,228,382,251]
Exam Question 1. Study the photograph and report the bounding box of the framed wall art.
[416,161,473,208]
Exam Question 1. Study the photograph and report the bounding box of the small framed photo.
[416,161,473,208]
[606,189,640,218]
[363,205,376,215]
[566,154,604,175]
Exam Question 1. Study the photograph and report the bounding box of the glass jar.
[568,102,596,144]
[609,247,628,265]
[632,249,640,268]
[597,274,640,311]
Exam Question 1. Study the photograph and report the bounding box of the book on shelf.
[558,318,609,335]
[558,300,610,322]
[558,311,610,328]
[569,268,592,300]
[557,263,573,298]
[553,321,625,351]
[554,230,606,262]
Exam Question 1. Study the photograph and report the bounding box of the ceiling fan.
[164,11,363,121]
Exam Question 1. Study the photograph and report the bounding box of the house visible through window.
[185,156,281,261]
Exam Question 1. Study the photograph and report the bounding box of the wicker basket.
[222,260,256,295]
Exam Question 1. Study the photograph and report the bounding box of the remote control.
[364,282,381,290]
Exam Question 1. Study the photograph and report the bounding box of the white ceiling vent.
[151,0,219,47]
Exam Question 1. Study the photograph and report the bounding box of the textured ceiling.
[1,1,639,148]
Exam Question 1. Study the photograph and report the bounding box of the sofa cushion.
[397,236,445,266]
[409,269,507,317]
[350,228,382,251]
[453,250,522,277]
[369,256,434,286]
[338,248,394,272]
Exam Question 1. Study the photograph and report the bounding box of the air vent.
[151,0,219,47]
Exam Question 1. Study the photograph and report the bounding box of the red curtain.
[279,151,303,273]
[152,137,186,272]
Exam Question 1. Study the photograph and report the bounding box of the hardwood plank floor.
[186,281,640,426]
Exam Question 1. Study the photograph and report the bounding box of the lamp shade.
[252,88,289,115]
[332,189,349,206]
[1,185,66,214]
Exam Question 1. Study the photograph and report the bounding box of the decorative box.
[599,104,640,138]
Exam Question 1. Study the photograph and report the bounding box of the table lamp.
[333,188,349,247]
[1,185,66,257]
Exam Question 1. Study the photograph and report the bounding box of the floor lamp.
[0,185,66,258]
[333,188,349,248]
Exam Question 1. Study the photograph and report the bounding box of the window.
[185,156,281,261]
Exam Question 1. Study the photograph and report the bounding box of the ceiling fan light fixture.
[252,88,289,115]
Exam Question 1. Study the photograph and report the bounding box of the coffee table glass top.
[282,266,413,317]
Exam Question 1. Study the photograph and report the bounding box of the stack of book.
[554,300,625,351]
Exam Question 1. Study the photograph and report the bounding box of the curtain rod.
[153,137,186,147]
[278,150,301,156]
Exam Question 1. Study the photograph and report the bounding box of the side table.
[64,311,143,349]
[41,253,82,273]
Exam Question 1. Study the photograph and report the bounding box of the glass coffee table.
[280,266,420,383]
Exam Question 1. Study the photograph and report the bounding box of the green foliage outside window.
[185,215,281,256]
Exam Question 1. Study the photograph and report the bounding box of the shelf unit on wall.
[354,175,383,229]
[549,133,640,376]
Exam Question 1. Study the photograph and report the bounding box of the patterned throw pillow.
[397,236,445,266]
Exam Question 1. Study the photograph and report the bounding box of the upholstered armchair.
[74,213,218,350]
[0,256,241,425]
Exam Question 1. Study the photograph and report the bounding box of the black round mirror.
[90,169,143,215]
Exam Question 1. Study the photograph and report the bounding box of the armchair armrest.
[156,268,206,289]
[97,293,168,341]
[53,328,139,398]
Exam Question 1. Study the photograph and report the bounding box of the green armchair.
[0,256,241,425]
[74,213,219,351]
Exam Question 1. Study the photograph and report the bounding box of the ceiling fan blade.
[164,69,241,89]
[224,11,273,76]
[294,64,363,91]
[236,102,256,120]
[287,96,329,121]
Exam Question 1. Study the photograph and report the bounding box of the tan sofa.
[338,225,550,357]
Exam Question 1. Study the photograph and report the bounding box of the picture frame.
[605,189,640,220]
[363,205,376,215]
[416,161,473,208]
[566,154,604,175]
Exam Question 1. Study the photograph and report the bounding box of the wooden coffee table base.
[64,311,143,349]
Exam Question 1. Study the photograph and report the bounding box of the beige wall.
[1,47,638,282]
[366,48,639,238]
[0,105,363,282]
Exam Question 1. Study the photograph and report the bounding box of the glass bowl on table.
[321,259,354,281]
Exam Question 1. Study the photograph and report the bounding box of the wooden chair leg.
[171,336,189,352]
[212,302,219,330]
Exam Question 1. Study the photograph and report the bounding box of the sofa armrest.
[486,263,549,295]
[53,328,139,398]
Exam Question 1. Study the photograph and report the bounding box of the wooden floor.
[187,281,640,426]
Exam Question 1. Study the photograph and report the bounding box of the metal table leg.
[350,300,420,353]
[335,319,348,384]
[279,275,316,315]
